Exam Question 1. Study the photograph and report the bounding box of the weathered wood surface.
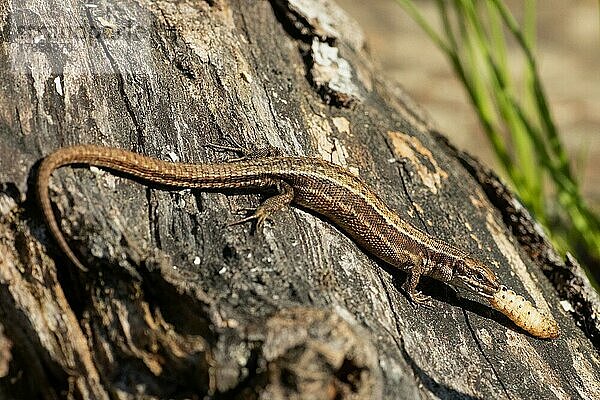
[0,0,599,399]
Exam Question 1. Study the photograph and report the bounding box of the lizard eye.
[475,272,484,282]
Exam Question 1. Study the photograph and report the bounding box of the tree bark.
[0,0,598,399]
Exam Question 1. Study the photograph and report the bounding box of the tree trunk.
[0,0,598,399]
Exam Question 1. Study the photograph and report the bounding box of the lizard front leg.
[401,257,432,306]
[230,181,294,229]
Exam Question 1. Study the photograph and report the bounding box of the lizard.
[35,144,559,338]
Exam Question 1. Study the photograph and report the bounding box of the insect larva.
[489,286,560,339]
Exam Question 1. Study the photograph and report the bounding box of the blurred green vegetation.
[394,0,600,284]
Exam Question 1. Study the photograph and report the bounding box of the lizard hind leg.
[206,143,284,161]
[229,181,294,229]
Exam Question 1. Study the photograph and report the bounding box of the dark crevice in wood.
[399,337,482,400]
[269,0,321,45]
[140,268,214,341]
[0,287,69,400]
[84,7,145,150]
[462,309,512,400]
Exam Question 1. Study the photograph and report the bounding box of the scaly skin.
[35,145,559,338]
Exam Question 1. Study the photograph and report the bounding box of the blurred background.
[337,0,600,280]
[338,0,598,208]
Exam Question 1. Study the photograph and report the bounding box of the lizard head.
[451,258,499,298]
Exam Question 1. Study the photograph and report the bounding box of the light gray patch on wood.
[310,38,362,107]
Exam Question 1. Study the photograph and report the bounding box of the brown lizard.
[36,144,559,338]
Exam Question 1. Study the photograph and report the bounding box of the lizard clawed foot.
[205,143,249,161]
[231,207,260,215]
[228,182,294,231]
[401,267,433,308]
[206,143,284,161]
[407,291,434,309]
[228,208,273,229]
[205,143,246,153]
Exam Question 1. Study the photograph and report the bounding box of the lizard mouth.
[457,278,497,298]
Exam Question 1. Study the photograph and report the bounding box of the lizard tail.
[36,145,276,271]
[36,145,209,272]
[37,148,89,271]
